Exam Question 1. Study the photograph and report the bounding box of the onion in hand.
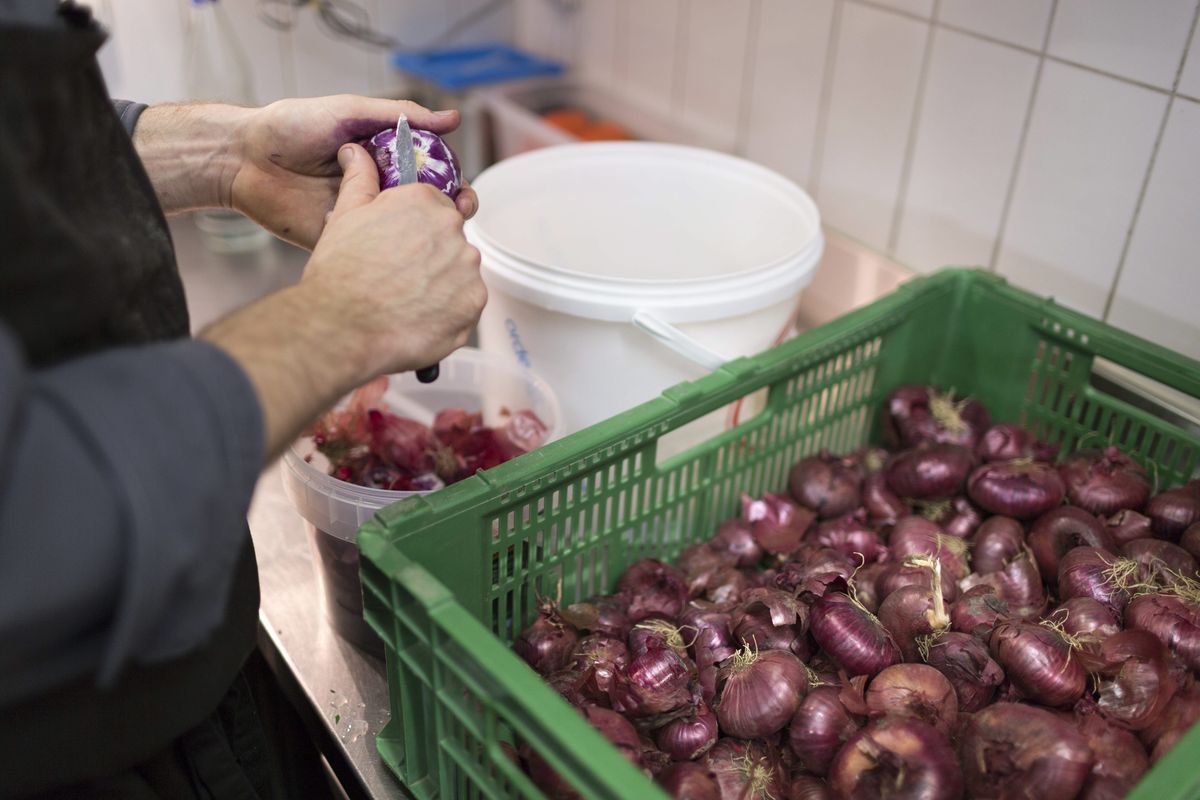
[361,124,462,198]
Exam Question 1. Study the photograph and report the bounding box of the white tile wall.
[1180,20,1200,99]
[678,0,755,151]
[995,61,1166,316]
[1108,98,1200,360]
[869,0,934,19]
[936,0,1053,50]
[817,2,929,250]
[616,0,683,111]
[1048,0,1197,89]
[895,29,1038,272]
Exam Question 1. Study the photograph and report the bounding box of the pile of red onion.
[509,384,1200,799]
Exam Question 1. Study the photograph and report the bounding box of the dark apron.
[0,7,268,798]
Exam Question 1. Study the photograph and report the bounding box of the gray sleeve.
[111,99,148,136]
[0,326,265,704]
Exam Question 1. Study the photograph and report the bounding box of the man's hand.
[230,96,479,249]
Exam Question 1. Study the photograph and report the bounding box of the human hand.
[230,95,479,249]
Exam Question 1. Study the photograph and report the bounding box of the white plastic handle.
[631,310,728,372]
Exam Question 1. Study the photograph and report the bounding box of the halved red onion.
[886,443,975,501]
[970,516,1025,575]
[810,584,902,678]
[788,686,862,777]
[864,664,958,734]
[715,646,807,739]
[829,716,964,800]
[618,559,689,623]
[656,701,719,761]
[989,621,1086,707]
[1104,508,1154,546]
[958,703,1092,800]
[789,450,864,519]
[743,492,816,555]
[922,631,1004,712]
[1028,505,1113,590]
[968,459,1065,519]
[361,124,462,198]
[881,384,991,450]
[1058,446,1151,516]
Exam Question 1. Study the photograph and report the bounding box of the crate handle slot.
[631,309,727,371]
[1091,357,1200,435]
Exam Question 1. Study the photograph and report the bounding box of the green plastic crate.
[358,269,1200,800]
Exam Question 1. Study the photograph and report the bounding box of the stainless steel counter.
[171,217,407,800]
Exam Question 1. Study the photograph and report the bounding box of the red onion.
[609,640,692,718]
[1055,597,1120,648]
[546,669,591,707]
[849,562,889,614]
[811,512,886,563]
[1181,521,1200,560]
[968,458,1065,519]
[1028,505,1113,589]
[1058,547,1128,617]
[1074,708,1149,800]
[515,605,578,675]
[738,587,808,630]
[862,471,908,526]
[681,604,736,664]
[1141,681,1200,752]
[922,631,1004,712]
[1059,446,1151,516]
[704,568,749,605]
[630,619,690,662]
[989,621,1086,707]
[878,573,951,662]
[704,739,785,800]
[829,716,964,800]
[523,705,643,798]
[854,445,891,475]
[958,703,1092,799]
[788,450,863,519]
[950,585,1010,637]
[710,518,763,568]
[656,701,719,761]
[677,543,735,597]
[970,516,1025,575]
[774,547,855,595]
[1123,538,1198,586]
[1104,508,1154,546]
[743,492,815,555]
[976,423,1054,462]
[962,547,1047,619]
[919,495,983,538]
[1125,591,1200,671]
[362,124,462,198]
[888,516,970,585]
[788,686,861,777]
[882,384,991,450]
[560,595,630,639]
[570,634,629,702]
[786,775,834,800]
[618,559,689,623]
[864,664,958,734]
[1092,630,1175,731]
[1146,487,1200,541]
[878,559,958,603]
[732,606,802,656]
[658,762,721,800]
[885,443,975,501]
[715,646,807,738]
[810,583,902,677]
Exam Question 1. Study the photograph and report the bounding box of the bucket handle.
[631,310,727,372]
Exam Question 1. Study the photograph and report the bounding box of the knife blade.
[393,115,440,385]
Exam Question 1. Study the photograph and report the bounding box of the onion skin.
[811,512,886,563]
[863,471,908,526]
[926,495,984,539]
[1058,447,1151,516]
[989,621,1086,707]
[1122,538,1198,585]
[1093,630,1175,731]
[882,385,991,450]
[743,492,816,555]
[950,585,1011,638]
[1028,506,1113,590]
[704,739,785,800]
[715,648,807,739]
[1104,509,1154,546]
[886,443,975,501]
[609,641,693,717]
[788,686,862,777]
[571,634,630,702]
[618,559,689,623]
[561,596,630,640]
[878,584,950,662]
[923,631,1005,712]
[829,716,964,800]
[968,459,1065,520]
[1180,521,1200,561]
[810,589,902,677]
[864,664,958,734]
[1057,547,1127,617]
[677,543,736,597]
[879,562,958,604]
[971,516,1025,575]
[732,607,802,656]
[958,703,1092,800]
[710,518,763,568]
[774,547,855,595]
[888,516,970,586]
[515,608,578,676]
[977,424,1042,462]
[656,702,719,761]
[1055,597,1120,648]
[850,562,889,614]
[1074,709,1149,800]
[1146,488,1200,541]
[962,547,1047,620]
[789,451,863,519]
[787,775,834,800]
[362,125,462,198]
[1124,592,1200,671]
[659,762,721,800]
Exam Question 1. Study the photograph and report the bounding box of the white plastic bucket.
[281,348,561,651]
[467,142,823,449]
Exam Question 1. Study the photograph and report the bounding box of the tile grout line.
[733,0,764,157]
[1100,0,1200,321]
[986,0,1059,273]
[886,2,939,258]
[670,0,691,115]
[808,0,845,198]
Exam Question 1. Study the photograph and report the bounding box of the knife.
[393,115,441,384]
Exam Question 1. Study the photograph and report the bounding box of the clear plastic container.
[281,348,561,653]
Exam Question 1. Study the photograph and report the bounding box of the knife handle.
[416,364,440,383]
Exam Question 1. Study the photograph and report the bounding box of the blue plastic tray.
[391,44,564,92]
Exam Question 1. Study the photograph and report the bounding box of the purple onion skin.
[1125,593,1200,671]
[958,703,1093,800]
[923,632,1005,712]
[715,649,807,739]
[863,471,909,526]
[658,762,721,800]
[968,459,1065,519]
[864,664,959,734]
[1056,597,1120,647]
[788,775,835,800]
[810,591,901,678]
[361,126,462,199]
[885,444,975,501]
[1075,710,1149,800]
[829,716,964,800]
[812,513,886,563]
[656,702,719,761]
[878,584,949,662]
[989,622,1087,708]
[514,611,578,676]
[617,559,689,623]
[704,739,786,800]
[609,641,692,717]
[976,424,1040,462]
[950,585,1011,638]
[1058,446,1151,516]
[936,496,984,539]
[882,385,991,450]
[970,516,1025,575]
[888,516,970,585]
[1057,546,1127,618]
[789,687,861,777]
[1028,506,1113,590]
[1146,488,1200,541]
[789,451,863,519]
[710,518,763,568]
[1105,509,1154,547]
[962,547,1047,620]
[1179,522,1200,561]
[1122,538,1198,585]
